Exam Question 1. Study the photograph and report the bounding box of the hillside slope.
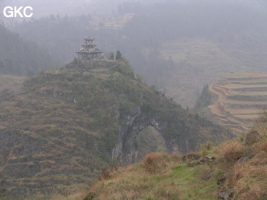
[0,60,231,199]
[82,114,267,200]
[195,73,267,134]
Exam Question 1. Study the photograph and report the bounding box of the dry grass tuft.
[253,111,267,138]
[256,141,267,153]
[98,168,111,181]
[98,165,119,181]
[230,162,267,200]
[143,152,168,173]
[219,141,245,163]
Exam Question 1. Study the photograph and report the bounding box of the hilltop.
[194,73,267,134]
[0,59,230,199]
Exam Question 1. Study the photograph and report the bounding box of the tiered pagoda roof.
[76,37,102,60]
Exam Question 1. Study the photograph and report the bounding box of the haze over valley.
[2,0,267,107]
[0,0,267,199]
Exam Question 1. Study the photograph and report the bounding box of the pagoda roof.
[76,36,103,59]
[81,43,97,47]
[84,37,94,41]
[76,48,102,54]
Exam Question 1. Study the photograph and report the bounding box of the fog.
[0,0,167,17]
[2,0,267,107]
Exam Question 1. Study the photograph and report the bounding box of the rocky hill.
[0,59,231,199]
[194,73,267,134]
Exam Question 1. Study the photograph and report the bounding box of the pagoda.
[76,37,102,60]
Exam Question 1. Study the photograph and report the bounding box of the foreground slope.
[195,73,267,134]
[83,114,267,200]
[0,59,230,199]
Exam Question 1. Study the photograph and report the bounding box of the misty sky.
[0,0,168,18]
[0,0,266,18]
[0,0,125,17]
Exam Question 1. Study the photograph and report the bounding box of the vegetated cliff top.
[82,112,267,200]
[0,59,230,199]
[194,72,267,134]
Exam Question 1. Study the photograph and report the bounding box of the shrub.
[230,163,267,200]
[143,153,167,174]
[245,130,261,145]
[200,141,213,156]
[253,111,267,139]
[219,141,244,163]
[256,141,267,153]
[98,168,111,181]
[170,152,181,162]
[83,192,96,200]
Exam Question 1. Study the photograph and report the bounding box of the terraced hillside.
[158,38,249,107]
[0,74,26,93]
[198,73,267,133]
[0,59,231,199]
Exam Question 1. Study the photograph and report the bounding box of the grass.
[0,74,26,92]
[0,59,230,199]
[82,111,267,200]
[84,152,220,200]
[83,141,267,200]
[218,141,245,163]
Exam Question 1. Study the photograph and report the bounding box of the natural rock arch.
[112,107,178,165]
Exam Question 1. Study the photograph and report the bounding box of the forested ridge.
[0,24,57,76]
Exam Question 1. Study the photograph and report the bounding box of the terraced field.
[208,73,267,133]
[158,38,250,107]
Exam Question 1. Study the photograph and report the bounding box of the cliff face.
[0,59,231,199]
[112,104,231,165]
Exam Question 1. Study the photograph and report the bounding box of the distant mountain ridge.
[10,0,267,108]
[0,24,56,76]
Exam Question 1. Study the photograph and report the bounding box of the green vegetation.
[115,50,122,60]
[135,126,167,161]
[194,85,212,112]
[0,24,57,76]
[83,113,267,200]
[0,59,229,199]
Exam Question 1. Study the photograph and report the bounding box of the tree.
[115,50,122,60]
